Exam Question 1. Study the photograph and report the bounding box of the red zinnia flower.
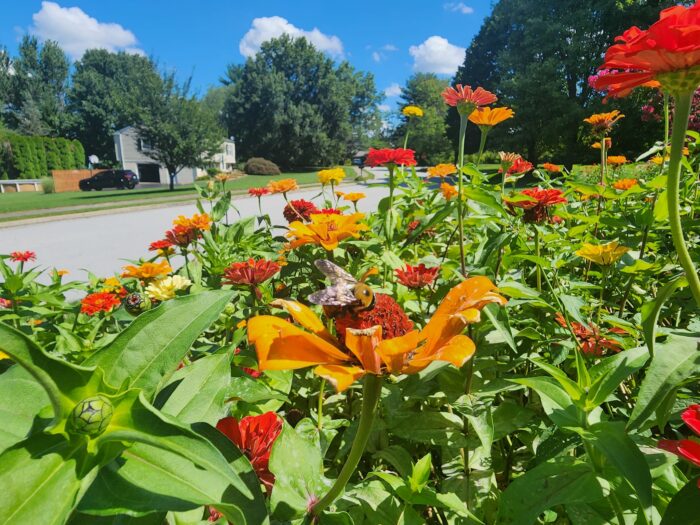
[0,298,11,309]
[223,258,280,286]
[592,3,700,97]
[395,264,439,289]
[248,187,270,197]
[165,225,199,247]
[506,188,568,223]
[442,84,498,115]
[216,412,283,492]
[9,251,36,263]
[659,405,700,485]
[507,158,534,175]
[555,313,625,356]
[149,239,174,252]
[365,148,417,167]
[81,292,121,316]
[282,199,319,223]
[334,293,414,343]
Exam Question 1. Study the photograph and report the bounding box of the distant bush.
[40,177,55,194]
[0,133,86,179]
[244,157,281,176]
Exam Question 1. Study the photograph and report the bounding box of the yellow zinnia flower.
[440,182,458,200]
[318,168,346,186]
[121,260,172,280]
[402,105,424,118]
[145,275,192,301]
[267,178,299,194]
[286,212,368,251]
[576,241,629,266]
[468,107,515,127]
[343,192,366,203]
[427,164,458,177]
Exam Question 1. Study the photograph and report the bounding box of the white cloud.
[382,44,398,52]
[444,2,475,14]
[29,1,143,59]
[239,16,343,58]
[384,83,402,97]
[409,36,465,74]
[377,104,390,112]
[372,51,381,63]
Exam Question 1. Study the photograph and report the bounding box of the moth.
[308,260,376,316]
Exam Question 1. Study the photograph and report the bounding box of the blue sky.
[0,1,493,109]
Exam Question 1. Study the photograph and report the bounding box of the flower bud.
[68,395,113,436]
[123,292,151,316]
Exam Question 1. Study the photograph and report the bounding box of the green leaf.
[511,377,584,429]
[627,335,700,431]
[530,359,585,402]
[372,445,414,478]
[0,365,50,453]
[463,185,506,215]
[85,291,234,397]
[483,303,516,352]
[496,458,608,525]
[640,275,687,356]
[386,411,466,446]
[69,513,167,525]
[660,477,700,525]
[585,346,649,410]
[402,203,454,247]
[409,454,431,493]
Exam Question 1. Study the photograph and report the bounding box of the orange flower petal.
[408,334,476,372]
[375,330,423,373]
[314,364,365,392]
[248,316,349,370]
[270,299,337,344]
[345,326,383,374]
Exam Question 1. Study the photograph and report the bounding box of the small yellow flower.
[650,155,664,165]
[318,168,346,186]
[236,319,247,330]
[145,275,192,301]
[343,192,366,203]
[427,164,458,178]
[57,269,69,276]
[584,111,624,135]
[576,241,629,266]
[607,155,628,166]
[335,190,345,198]
[0,351,8,360]
[440,182,458,201]
[402,105,424,118]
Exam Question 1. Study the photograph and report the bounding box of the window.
[225,144,234,156]
[139,138,153,152]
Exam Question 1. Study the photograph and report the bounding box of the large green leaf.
[510,377,585,429]
[627,334,700,431]
[69,513,166,525]
[85,290,234,397]
[640,275,687,356]
[0,365,50,453]
[660,477,700,525]
[585,346,649,410]
[386,410,467,446]
[0,433,95,525]
[496,457,608,525]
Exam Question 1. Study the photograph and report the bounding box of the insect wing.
[308,285,357,306]
[314,259,357,286]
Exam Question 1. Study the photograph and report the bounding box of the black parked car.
[79,170,139,191]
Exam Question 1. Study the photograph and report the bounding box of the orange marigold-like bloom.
[592,138,613,149]
[81,292,121,316]
[56,269,69,276]
[343,192,366,203]
[223,258,281,286]
[427,163,458,177]
[440,182,458,200]
[542,163,561,173]
[267,178,299,194]
[442,84,498,115]
[395,264,439,289]
[248,278,506,391]
[592,3,700,97]
[173,213,211,231]
[468,106,514,127]
[584,111,625,135]
[286,212,368,251]
[613,178,639,190]
[607,155,628,166]
[365,148,417,167]
[121,260,172,280]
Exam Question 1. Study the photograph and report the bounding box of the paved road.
[0,179,390,283]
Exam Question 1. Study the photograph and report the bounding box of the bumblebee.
[308,260,376,316]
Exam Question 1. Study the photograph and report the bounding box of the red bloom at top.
[81,292,121,316]
[592,3,700,97]
[334,293,414,343]
[216,412,283,492]
[506,188,567,223]
[658,404,700,482]
[442,84,498,115]
[149,239,174,252]
[223,258,280,286]
[248,187,270,197]
[365,148,417,167]
[555,313,625,356]
[395,264,439,289]
[9,251,36,263]
[507,158,534,175]
[283,199,319,223]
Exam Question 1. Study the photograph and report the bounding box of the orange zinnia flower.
[427,163,458,178]
[267,178,299,194]
[607,155,628,166]
[121,260,172,280]
[440,182,458,200]
[613,178,638,190]
[542,163,561,173]
[468,106,514,127]
[584,111,624,135]
[81,292,121,316]
[592,3,700,97]
[442,84,498,115]
[173,213,211,231]
[343,192,366,203]
[247,277,507,391]
[286,212,368,251]
[591,138,613,149]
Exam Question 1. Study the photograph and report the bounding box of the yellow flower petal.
[314,364,365,392]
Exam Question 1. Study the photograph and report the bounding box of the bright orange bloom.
[468,106,514,127]
[247,278,507,391]
[121,260,172,280]
[592,3,700,97]
[442,84,498,115]
[440,182,458,200]
[613,178,639,190]
[584,111,624,135]
[427,163,458,177]
[343,192,366,203]
[542,163,561,173]
[56,269,69,276]
[173,213,211,231]
[81,292,121,316]
[592,138,613,149]
[607,155,628,166]
[286,212,367,251]
[267,178,299,194]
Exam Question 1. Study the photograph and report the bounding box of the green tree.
[67,49,164,162]
[394,73,453,165]
[451,0,679,165]
[137,79,223,191]
[223,35,381,167]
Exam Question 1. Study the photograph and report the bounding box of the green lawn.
[0,171,330,215]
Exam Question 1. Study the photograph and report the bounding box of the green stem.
[317,379,326,431]
[534,227,542,293]
[387,165,395,249]
[403,122,411,149]
[476,128,488,171]
[312,375,382,516]
[667,91,700,306]
[597,266,607,325]
[457,115,468,276]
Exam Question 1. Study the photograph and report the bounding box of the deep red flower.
[165,225,199,247]
[0,298,11,309]
[223,258,280,286]
[334,293,414,343]
[555,313,626,356]
[9,251,36,263]
[506,158,534,175]
[283,199,319,223]
[365,148,417,167]
[658,405,700,477]
[317,208,342,215]
[506,188,568,224]
[441,84,498,114]
[81,292,121,316]
[148,239,174,252]
[248,187,270,197]
[395,264,439,289]
[592,3,700,97]
[216,412,283,492]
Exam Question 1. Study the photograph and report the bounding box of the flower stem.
[534,226,542,293]
[317,378,326,431]
[311,375,382,516]
[667,91,700,306]
[476,128,488,172]
[457,115,468,276]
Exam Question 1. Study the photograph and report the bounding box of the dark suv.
[79,170,139,191]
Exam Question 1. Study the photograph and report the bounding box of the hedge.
[0,133,85,180]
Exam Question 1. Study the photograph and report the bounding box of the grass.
[0,171,331,216]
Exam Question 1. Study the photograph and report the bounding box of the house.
[113,126,236,185]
